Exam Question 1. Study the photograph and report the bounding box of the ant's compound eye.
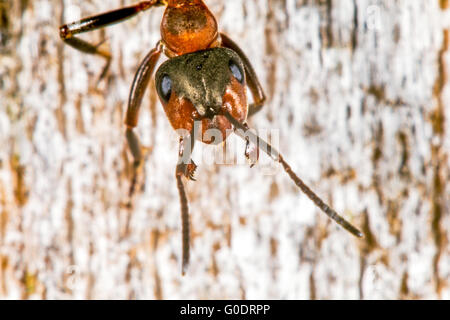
[229,60,244,84]
[159,74,172,103]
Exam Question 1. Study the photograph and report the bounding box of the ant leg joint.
[125,127,142,167]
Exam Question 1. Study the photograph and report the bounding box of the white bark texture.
[0,0,449,299]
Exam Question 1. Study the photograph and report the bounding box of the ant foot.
[186,161,197,181]
[176,160,198,181]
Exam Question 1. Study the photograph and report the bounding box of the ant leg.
[125,43,163,199]
[59,1,166,81]
[220,33,266,117]
[175,132,196,275]
[223,111,364,238]
[125,128,143,199]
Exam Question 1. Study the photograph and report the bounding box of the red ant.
[60,0,363,275]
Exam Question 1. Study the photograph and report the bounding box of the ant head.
[161,0,218,55]
[155,47,247,143]
[155,47,246,117]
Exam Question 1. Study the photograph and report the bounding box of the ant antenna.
[176,130,197,275]
[176,172,190,275]
[223,111,363,238]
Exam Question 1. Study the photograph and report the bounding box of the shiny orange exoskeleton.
[60,0,362,275]
[161,0,219,56]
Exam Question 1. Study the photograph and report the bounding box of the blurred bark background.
[0,0,449,299]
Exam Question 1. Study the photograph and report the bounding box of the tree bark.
[0,0,448,299]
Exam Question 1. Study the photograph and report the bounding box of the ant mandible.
[60,0,363,275]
